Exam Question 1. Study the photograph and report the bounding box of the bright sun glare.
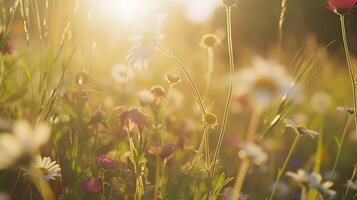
[93,0,157,24]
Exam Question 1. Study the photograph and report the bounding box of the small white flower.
[24,155,61,181]
[310,180,336,199]
[284,119,319,139]
[111,64,134,83]
[286,169,313,185]
[337,106,354,116]
[0,120,51,170]
[287,170,336,199]
[238,143,268,165]
[126,14,165,70]
[234,56,297,110]
[137,90,155,106]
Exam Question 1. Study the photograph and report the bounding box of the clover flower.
[24,155,61,181]
[81,178,101,194]
[284,119,319,139]
[96,155,116,169]
[0,120,51,170]
[327,0,357,15]
[238,143,268,165]
[126,14,165,70]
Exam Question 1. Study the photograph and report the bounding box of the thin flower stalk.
[205,47,215,97]
[160,82,174,199]
[343,164,357,200]
[158,45,206,115]
[175,126,209,197]
[211,4,235,179]
[269,133,301,200]
[339,14,357,137]
[231,158,250,199]
[329,115,351,180]
[230,110,262,199]
[228,111,260,199]
[278,0,288,49]
[246,109,262,142]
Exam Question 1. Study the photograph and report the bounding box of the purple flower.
[96,155,116,169]
[81,179,101,194]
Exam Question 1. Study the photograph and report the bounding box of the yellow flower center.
[254,77,278,94]
[33,167,49,176]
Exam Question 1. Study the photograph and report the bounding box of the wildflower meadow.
[1,0,357,199]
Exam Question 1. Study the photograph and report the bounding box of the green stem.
[154,155,160,199]
[343,165,357,200]
[211,4,235,180]
[204,47,215,97]
[301,186,307,200]
[158,45,206,115]
[329,116,351,180]
[160,83,173,199]
[205,126,210,165]
[278,0,288,50]
[245,109,261,142]
[269,133,300,200]
[340,15,357,138]
[231,159,250,199]
[175,126,209,198]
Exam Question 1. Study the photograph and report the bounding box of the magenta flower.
[81,179,101,194]
[96,155,116,169]
[327,0,357,14]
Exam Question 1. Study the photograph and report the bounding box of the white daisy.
[286,169,313,186]
[25,155,61,181]
[234,56,297,110]
[284,119,319,139]
[238,143,268,165]
[287,170,336,199]
[309,178,336,199]
[0,120,51,170]
[126,14,165,70]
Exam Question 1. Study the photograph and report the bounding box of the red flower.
[327,0,357,14]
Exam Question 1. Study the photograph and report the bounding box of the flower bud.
[165,73,182,84]
[200,34,221,48]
